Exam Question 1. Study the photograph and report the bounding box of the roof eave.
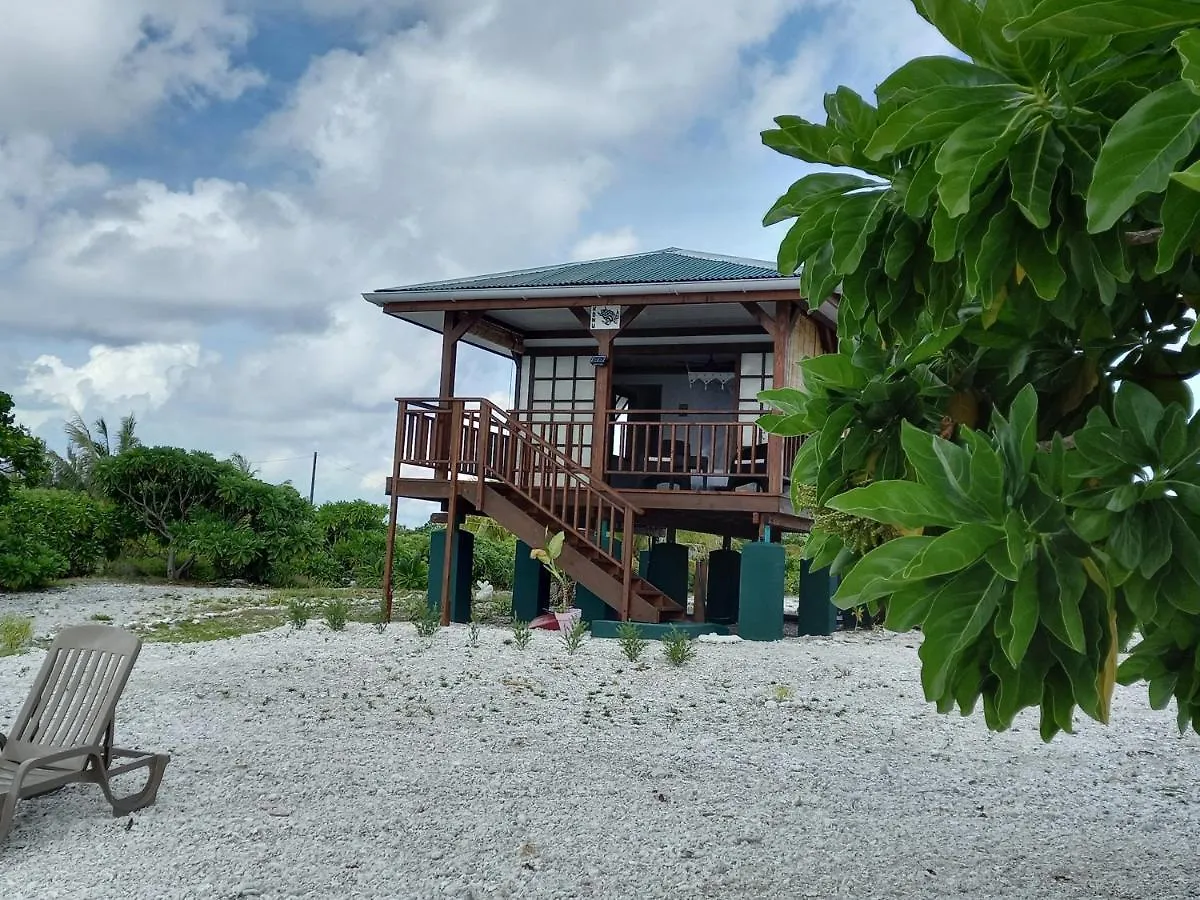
[363,276,802,307]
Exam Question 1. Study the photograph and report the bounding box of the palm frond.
[116,413,140,454]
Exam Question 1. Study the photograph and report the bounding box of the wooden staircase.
[385,398,686,623]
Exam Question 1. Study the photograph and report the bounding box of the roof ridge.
[376,247,783,293]
[378,246,669,292]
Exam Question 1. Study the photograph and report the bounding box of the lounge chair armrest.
[10,744,105,793]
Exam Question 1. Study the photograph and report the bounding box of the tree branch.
[1125,227,1163,246]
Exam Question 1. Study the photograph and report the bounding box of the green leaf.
[883,218,920,279]
[763,173,879,227]
[762,116,833,164]
[756,413,808,437]
[830,190,892,274]
[1005,385,1038,481]
[885,583,936,631]
[1007,0,1200,39]
[1176,29,1200,93]
[832,536,933,608]
[919,565,1003,700]
[1168,505,1200,588]
[1043,549,1088,653]
[1006,558,1040,666]
[827,481,968,530]
[936,111,1027,218]
[875,55,1011,108]
[799,353,865,391]
[910,1,989,61]
[962,429,1006,518]
[902,152,941,219]
[1149,672,1179,710]
[901,524,1005,580]
[900,421,984,514]
[1137,503,1174,579]
[1009,123,1065,229]
[774,195,841,275]
[904,324,965,367]
[1157,171,1200,273]
[757,388,809,417]
[824,86,878,141]
[1015,228,1066,300]
[1113,381,1164,455]
[1087,82,1200,234]
[865,85,1021,160]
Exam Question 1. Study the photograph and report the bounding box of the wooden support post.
[440,400,464,626]
[591,331,615,479]
[578,304,641,482]
[381,400,406,622]
[768,302,790,496]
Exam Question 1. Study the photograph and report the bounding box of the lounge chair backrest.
[2,626,142,767]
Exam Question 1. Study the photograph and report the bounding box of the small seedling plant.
[662,627,697,667]
[287,598,311,630]
[467,620,481,648]
[616,621,647,662]
[322,598,350,632]
[561,619,589,655]
[511,619,533,650]
[413,604,441,638]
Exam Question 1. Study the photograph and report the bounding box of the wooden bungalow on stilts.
[364,248,838,639]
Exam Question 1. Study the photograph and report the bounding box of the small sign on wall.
[589,305,622,330]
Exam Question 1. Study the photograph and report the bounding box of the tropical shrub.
[759,0,1200,739]
[0,519,67,590]
[0,391,47,502]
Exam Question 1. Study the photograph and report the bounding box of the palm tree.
[48,412,141,493]
[228,453,258,477]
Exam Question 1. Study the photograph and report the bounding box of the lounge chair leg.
[0,789,18,844]
[91,753,170,817]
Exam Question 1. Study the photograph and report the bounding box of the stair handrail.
[396,396,648,620]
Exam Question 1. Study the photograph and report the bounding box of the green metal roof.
[376,248,784,293]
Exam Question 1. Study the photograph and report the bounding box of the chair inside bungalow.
[725,441,770,492]
[643,438,690,489]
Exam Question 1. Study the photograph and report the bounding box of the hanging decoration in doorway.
[686,355,733,390]
[589,305,622,329]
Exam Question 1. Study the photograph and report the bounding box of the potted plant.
[531,530,579,633]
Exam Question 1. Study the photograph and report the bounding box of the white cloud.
[0,0,262,139]
[571,228,640,261]
[20,342,208,413]
[1,0,958,514]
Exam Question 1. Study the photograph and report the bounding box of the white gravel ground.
[2,584,1198,899]
[0,581,275,637]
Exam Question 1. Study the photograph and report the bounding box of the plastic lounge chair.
[1,625,170,844]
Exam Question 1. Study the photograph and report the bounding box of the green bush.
[0,488,121,589]
[8,488,121,576]
[0,519,67,590]
[472,532,515,590]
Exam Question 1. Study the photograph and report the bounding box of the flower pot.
[554,608,582,633]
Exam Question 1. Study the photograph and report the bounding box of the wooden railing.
[507,408,802,493]
[388,398,641,621]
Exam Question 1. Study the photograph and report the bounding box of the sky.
[0,0,952,525]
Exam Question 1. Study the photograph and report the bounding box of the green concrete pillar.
[738,541,785,641]
[427,527,474,624]
[640,542,689,608]
[705,549,741,625]
[796,559,838,636]
[577,537,620,624]
[512,539,549,622]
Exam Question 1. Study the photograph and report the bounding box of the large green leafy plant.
[760,0,1200,739]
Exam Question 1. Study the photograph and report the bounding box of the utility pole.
[309,451,318,504]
